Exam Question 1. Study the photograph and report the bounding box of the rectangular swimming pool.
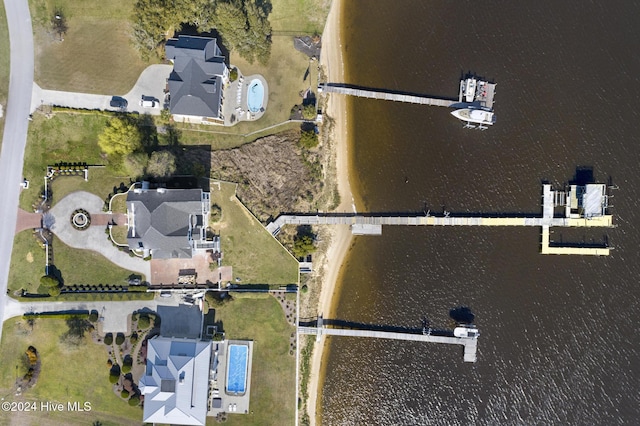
[226,344,248,395]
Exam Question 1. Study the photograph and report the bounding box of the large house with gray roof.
[139,337,212,425]
[126,185,212,259]
[165,35,229,124]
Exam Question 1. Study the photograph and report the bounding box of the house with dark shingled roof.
[126,185,212,259]
[165,35,229,124]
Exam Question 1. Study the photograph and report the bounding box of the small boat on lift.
[454,325,480,338]
[451,107,496,127]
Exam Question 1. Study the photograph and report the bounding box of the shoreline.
[307,0,353,424]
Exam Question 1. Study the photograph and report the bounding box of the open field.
[0,1,9,144]
[210,182,298,284]
[8,231,47,295]
[20,113,130,211]
[0,317,142,426]
[209,296,296,426]
[270,0,330,34]
[8,232,140,294]
[29,0,154,94]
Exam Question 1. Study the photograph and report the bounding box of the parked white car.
[139,96,159,108]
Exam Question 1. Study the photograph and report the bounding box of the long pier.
[298,324,478,363]
[267,184,614,255]
[319,84,457,107]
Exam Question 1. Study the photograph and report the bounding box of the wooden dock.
[266,184,614,255]
[319,84,457,107]
[298,326,478,362]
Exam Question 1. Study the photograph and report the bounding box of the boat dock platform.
[298,323,479,363]
[318,83,457,107]
[266,183,614,255]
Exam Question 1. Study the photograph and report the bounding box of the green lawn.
[0,318,142,426]
[0,0,9,146]
[208,296,296,426]
[270,0,330,34]
[8,232,141,294]
[20,113,130,211]
[7,231,47,296]
[210,182,298,284]
[29,0,154,94]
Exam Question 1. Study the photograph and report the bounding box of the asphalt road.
[0,0,34,344]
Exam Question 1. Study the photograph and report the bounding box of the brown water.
[321,1,640,424]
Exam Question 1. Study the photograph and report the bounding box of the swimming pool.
[226,344,248,395]
[247,79,264,113]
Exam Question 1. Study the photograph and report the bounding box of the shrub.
[130,333,138,346]
[229,67,238,82]
[121,390,130,398]
[301,285,308,294]
[109,364,120,384]
[298,130,319,149]
[115,333,125,346]
[137,315,150,329]
[40,275,59,288]
[302,103,316,120]
[128,394,140,406]
[104,333,113,345]
[131,313,139,322]
[89,311,99,323]
[48,286,61,296]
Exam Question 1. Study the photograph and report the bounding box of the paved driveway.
[30,64,172,115]
[0,0,35,344]
[4,295,181,333]
[48,191,151,277]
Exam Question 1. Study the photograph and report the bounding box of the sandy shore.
[307,0,353,424]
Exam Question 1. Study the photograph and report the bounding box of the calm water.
[321,1,640,424]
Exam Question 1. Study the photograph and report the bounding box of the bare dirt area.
[210,130,324,222]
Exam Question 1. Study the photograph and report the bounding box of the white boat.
[464,78,477,103]
[454,326,479,338]
[451,107,496,126]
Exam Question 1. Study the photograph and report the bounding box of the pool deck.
[223,72,268,126]
[208,339,254,417]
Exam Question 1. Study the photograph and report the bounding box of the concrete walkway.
[30,64,172,116]
[4,293,182,333]
[48,191,150,278]
[16,208,42,233]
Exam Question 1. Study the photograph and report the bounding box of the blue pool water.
[226,344,248,394]
[247,79,264,113]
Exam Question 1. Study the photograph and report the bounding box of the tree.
[215,0,272,64]
[302,104,316,120]
[123,152,149,178]
[137,315,150,329]
[40,275,59,288]
[98,118,142,157]
[115,333,125,346]
[292,234,316,258]
[48,286,61,297]
[298,131,319,149]
[146,151,176,178]
[128,394,140,406]
[210,203,222,222]
[104,333,113,345]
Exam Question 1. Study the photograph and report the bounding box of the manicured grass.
[20,113,130,211]
[210,182,298,284]
[0,317,142,425]
[210,296,296,426]
[110,225,128,246]
[29,0,154,94]
[8,232,140,294]
[50,235,137,286]
[8,231,47,295]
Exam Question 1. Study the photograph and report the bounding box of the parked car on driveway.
[140,95,159,108]
[109,96,128,109]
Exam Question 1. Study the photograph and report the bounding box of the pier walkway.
[319,83,457,107]
[298,325,478,363]
[267,184,614,255]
